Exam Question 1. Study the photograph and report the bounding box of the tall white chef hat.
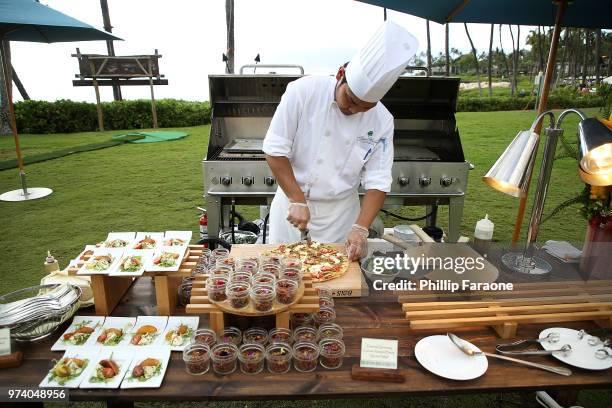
[345,20,418,103]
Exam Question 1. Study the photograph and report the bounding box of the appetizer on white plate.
[40,348,98,388]
[121,347,171,389]
[76,248,123,275]
[80,349,133,389]
[129,316,168,346]
[97,232,136,248]
[75,245,97,262]
[86,317,136,347]
[161,316,199,350]
[146,246,186,272]
[133,232,164,250]
[51,316,105,351]
[109,249,153,276]
[163,230,192,247]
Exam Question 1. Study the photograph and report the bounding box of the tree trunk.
[488,24,494,97]
[225,0,235,74]
[464,23,482,96]
[499,25,511,80]
[445,24,450,76]
[426,20,432,74]
[595,29,602,84]
[515,25,520,92]
[11,64,29,100]
[571,30,580,85]
[537,26,545,72]
[508,25,516,96]
[0,40,12,135]
[100,0,122,101]
[555,28,569,86]
[581,29,590,85]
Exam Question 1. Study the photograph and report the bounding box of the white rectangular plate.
[100,232,136,248]
[51,316,105,351]
[163,230,192,247]
[146,246,187,273]
[40,347,99,388]
[132,232,164,250]
[128,316,168,347]
[109,249,153,277]
[160,316,199,351]
[120,347,171,389]
[76,248,124,276]
[74,245,97,263]
[79,348,134,389]
[85,317,136,347]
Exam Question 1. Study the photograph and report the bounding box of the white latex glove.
[345,224,369,261]
[286,201,310,231]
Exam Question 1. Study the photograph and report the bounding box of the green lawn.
[1,108,610,407]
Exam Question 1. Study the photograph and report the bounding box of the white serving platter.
[132,232,165,250]
[76,248,124,276]
[79,348,134,389]
[108,249,153,277]
[160,316,199,351]
[146,246,187,273]
[120,347,171,389]
[128,316,168,347]
[85,316,136,347]
[40,347,99,388]
[163,230,192,247]
[540,327,612,371]
[51,316,105,351]
[100,232,136,248]
[415,335,488,380]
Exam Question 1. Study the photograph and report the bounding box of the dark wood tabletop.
[1,247,611,403]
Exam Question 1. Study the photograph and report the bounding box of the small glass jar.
[316,286,333,299]
[216,256,236,270]
[207,276,228,302]
[317,323,343,341]
[260,254,282,266]
[211,343,239,375]
[319,297,335,309]
[243,327,268,346]
[177,279,194,307]
[259,262,281,277]
[226,282,250,309]
[281,257,302,270]
[193,254,209,275]
[183,343,211,375]
[201,248,212,261]
[236,259,258,275]
[313,306,336,328]
[209,266,232,277]
[293,326,318,344]
[319,339,345,369]
[251,272,276,287]
[191,328,217,348]
[269,328,293,345]
[229,272,252,284]
[238,343,266,374]
[290,313,313,329]
[293,341,319,372]
[266,342,293,374]
[250,284,275,312]
[211,248,230,261]
[219,327,242,346]
[280,267,302,283]
[276,279,298,304]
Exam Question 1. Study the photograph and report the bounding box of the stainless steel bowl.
[360,257,400,284]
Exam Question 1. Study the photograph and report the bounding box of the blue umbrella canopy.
[357,0,612,29]
[0,0,121,42]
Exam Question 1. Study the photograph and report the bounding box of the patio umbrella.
[0,0,120,202]
[357,0,612,243]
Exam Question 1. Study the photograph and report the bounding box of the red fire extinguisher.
[198,207,208,247]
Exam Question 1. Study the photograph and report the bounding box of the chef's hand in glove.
[346,224,369,261]
[286,201,310,231]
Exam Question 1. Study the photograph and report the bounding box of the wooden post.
[100,0,122,101]
[511,0,566,245]
[91,275,133,316]
[148,56,157,129]
[89,60,104,131]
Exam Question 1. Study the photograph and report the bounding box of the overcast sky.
[10,0,535,103]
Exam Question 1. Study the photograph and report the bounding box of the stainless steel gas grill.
[203,72,470,242]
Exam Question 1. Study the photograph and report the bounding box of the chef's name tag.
[0,328,10,356]
[360,338,398,370]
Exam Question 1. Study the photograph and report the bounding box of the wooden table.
[2,248,611,406]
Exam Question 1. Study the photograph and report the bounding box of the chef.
[263,20,418,260]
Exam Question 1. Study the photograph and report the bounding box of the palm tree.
[445,24,450,76]
[464,23,482,96]
[488,24,494,97]
[426,20,432,74]
[225,0,235,74]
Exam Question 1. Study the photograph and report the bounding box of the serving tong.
[495,332,573,356]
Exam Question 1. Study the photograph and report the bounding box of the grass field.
[1,108,610,407]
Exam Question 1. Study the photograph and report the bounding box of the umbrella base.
[0,187,53,202]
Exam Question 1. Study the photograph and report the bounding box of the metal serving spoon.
[447,333,572,376]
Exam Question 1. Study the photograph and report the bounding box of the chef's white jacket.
[262,75,394,201]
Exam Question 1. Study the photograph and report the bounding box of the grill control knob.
[398,176,409,186]
[440,176,453,187]
[243,177,253,186]
[264,177,275,186]
[220,176,232,186]
[419,177,431,187]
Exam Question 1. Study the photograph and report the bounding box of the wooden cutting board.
[229,244,368,298]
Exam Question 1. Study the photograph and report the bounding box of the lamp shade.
[578,118,612,186]
[482,130,539,197]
